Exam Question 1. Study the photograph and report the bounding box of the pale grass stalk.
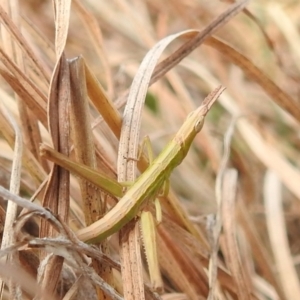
[253,275,279,300]
[222,169,252,300]
[268,4,300,73]
[264,171,300,300]
[0,104,23,298]
[207,117,237,300]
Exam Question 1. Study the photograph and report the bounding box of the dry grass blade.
[207,117,237,300]
[73,0,114,97]
[38,56,71,298]
[264,171,300,300]
[28,238,120,271]
[0,186,123,299]
[237,202,286,300]
[0,4,32,292]
[53,0,72,57]
[69,57,101,225]
[151,0,250,83]
[0,186,66,234]
[0,105,46,183]
[157,225,202,300]
[222,169,252,300]
[0,5,50,82]
[69,56,114,298]
[0,104,23,297]
[237,119,300,198]
[0,262,56,300]
[205,36,300,122]
[84,61,122,139]
[0,48,48,128]
[268,4,300,73]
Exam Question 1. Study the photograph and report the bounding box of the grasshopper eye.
[194,117,204,132]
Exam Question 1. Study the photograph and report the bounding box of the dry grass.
[0,0,299,299]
